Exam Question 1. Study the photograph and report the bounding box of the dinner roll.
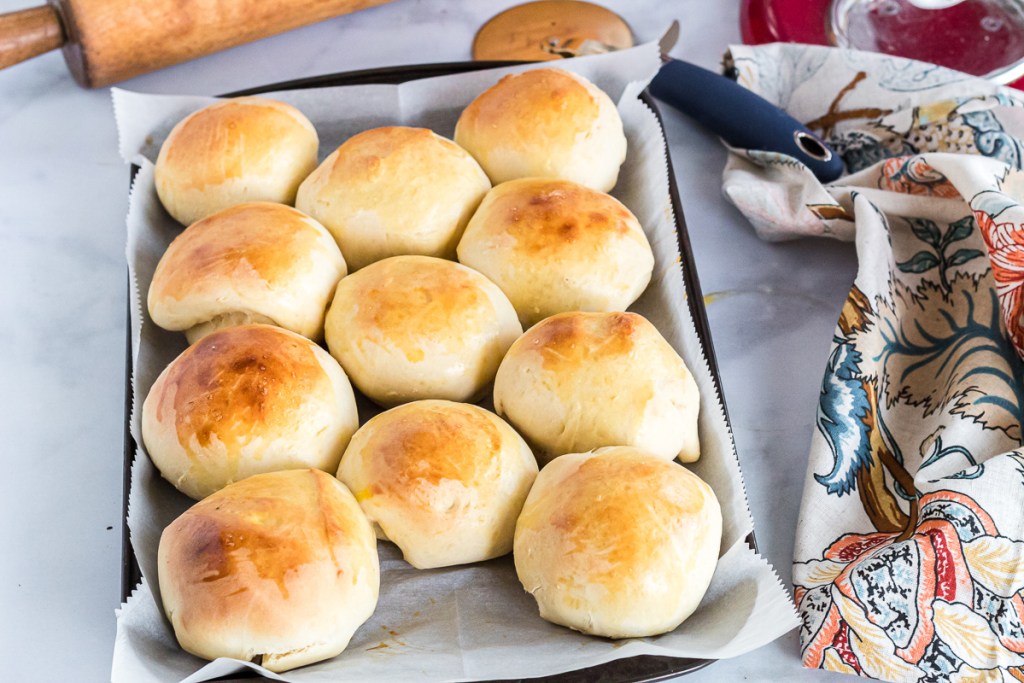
[142,324,359,499]
[338,400,538,569]
[159,469,379,672]
[457,178,654,327]
[454,68,627,192]
[296,126,491,270]
[155,97,318,226]
[147,202,347,344]
[494,312,700,464]
[325,255,522,407]
[514,447,721,639]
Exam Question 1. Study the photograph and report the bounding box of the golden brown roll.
[337,400,538,569]
[493,312,700,464]
[324,255,522,407]
[514,447,722,639]
[154,97,319,226]
[454,68,627,192]
[147,202,347,344]
[158,469,379,672]
[295,126,491,270]
[142,324,359,500]
[456,178,654,327]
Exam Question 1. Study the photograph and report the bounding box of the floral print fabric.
[724,44,1024,681]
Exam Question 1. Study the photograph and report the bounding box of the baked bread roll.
[514,447,722,639]
[324,255,522,407]
[296,126,491,271]
[142,324,359,500]
[493,312,700,464]
[155,97,318,226]
[147,202,347,344]
[456,178,654,327]
[454,68,627,192]
[158,469,379,672]
[338,400,538,569]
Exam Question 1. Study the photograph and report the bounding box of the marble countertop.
[0,0,857,680]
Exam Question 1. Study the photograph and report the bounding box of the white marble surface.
[0,0,857,680]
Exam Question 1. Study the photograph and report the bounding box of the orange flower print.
[797,490,1024,681]
[972,195,1024,358]
[880,157,960,199]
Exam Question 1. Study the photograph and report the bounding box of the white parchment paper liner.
[111,37,800,682]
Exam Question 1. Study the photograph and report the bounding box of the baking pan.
[122,60,742,682]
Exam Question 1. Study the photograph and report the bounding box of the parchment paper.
[110,38,800,682]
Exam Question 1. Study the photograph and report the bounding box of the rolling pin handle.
[0,4,65,71]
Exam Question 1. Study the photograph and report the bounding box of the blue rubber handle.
[649,58,844,183]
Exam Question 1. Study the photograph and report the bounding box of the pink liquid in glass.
[832,0,1024,77]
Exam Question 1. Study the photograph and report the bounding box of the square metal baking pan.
[122,60,745,682]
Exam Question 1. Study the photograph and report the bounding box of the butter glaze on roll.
[158,469,379,672]
[338,400,538,569]
[514,447,722,639]
[142,324,359,500]
[493,311,700,464]
[147,202,347,344]
[296,126,491,271]
[155,97,319,226]
[457,178,654,327]
[324,255,522,407]
[454,68,627,192]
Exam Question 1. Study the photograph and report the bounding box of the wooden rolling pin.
[0,0,394,87]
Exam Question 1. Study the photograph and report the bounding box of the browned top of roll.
[151,325,330,457]
[359,402,503,501]
[159,98,314,192]
[326,126,445,180]
[530,311,642,372]
[531,453,706,586]
[338,400,537,568]
[458,69,600,144]
[158,468,379,671]
[166,470,348,597]
[493,311,700,463]
[344,256,494,358]
[151,203,330,300]
[499,179,634,254]
[513,446,721,638]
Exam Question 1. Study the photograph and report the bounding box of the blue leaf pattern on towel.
[816,342,872,496]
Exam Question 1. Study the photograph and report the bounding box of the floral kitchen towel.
[723,44,1024,681]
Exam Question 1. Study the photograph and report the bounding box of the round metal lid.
[473,0,634,61]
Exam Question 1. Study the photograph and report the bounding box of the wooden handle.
[58,0,395,88]
[0,5,65,70]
